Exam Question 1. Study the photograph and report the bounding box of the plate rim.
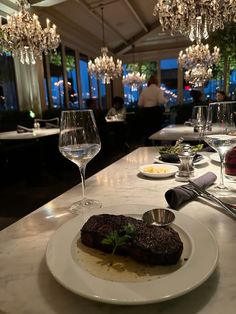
[139,164,179,178]
[154,154,208,166]
[46,205,218,305]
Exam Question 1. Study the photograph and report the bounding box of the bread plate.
[139,164,179,178]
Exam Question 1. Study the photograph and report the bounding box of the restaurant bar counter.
[0,147,235,314]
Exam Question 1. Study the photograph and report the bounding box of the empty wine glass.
[59,110,102,214]
[192,105,208,136]
[204,102,236,190]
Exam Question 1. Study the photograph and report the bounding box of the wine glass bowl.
[204,102,236,190]
[192,105,208,134]
[59,110,102,214]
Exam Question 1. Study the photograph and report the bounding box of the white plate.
[210,153,220,163]
[139,164,179,178]
[46,205,218,305]
[154,154,209,166]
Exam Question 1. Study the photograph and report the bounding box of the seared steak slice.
[81,214,183,265]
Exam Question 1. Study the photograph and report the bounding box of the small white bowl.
[139,164,178,178]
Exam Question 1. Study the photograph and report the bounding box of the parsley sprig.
[101,223,136,256]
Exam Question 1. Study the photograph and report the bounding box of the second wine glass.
[204,102,236,190]
[59,110,102,214]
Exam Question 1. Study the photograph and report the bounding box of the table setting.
[1,105,236,313]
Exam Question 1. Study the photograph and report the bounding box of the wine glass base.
[70,198,102,215]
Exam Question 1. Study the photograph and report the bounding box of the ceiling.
[1,0,191,62]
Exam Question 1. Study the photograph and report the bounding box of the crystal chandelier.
[122,71,146,88]
[153,1,236,41]
[88,7,122,84]
[0,0,60,65]
[178,42,220,87]
[122,46,146,88]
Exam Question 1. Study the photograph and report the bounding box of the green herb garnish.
[101,223,136,256]
[157,143,203,155]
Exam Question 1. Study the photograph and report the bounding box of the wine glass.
[204,101,236,190]
[192,105,208,136]
[59,110,102,214]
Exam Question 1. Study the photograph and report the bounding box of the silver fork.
[187,180,236,219]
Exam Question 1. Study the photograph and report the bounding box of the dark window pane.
[79,56,90,108]
[0,53,18,110]
[65,47,79,109]
[49,47,65,108]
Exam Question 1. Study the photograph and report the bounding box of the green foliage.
[126,61,157,79]
[208,24,236,79]
[49,51,75,72]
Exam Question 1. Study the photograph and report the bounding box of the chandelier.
[88,7,122,84]
[122,71,146,88]
[153,1,236,41]
[178,42,220,87]
[122,46,146,88]
[0,0,60,65]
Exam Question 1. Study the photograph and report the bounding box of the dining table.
[0,146,236,314]
[149,124,203,142]
[0,128,60,141]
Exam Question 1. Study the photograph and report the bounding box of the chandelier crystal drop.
[178,43,220,87]
[153,1,236,41]
[0,0,60,65]
[122,71,146,88]
[88,7,122,84]
[88,47,122,84]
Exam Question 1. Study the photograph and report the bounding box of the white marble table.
[0,147,236,314]
[149,124,202,142]
[0,128,59,140]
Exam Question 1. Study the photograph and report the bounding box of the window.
[99,81,106,109]
[65,47,79,109]
[0,53,18,111]
[160,59,178,106]
[43,56,49,109]
[49,46,65,108]
[79,55,90,108]
[90,76,98,99]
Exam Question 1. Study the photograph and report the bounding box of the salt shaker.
[175,144,195,181]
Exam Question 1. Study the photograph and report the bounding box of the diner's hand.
[165,172,217,209]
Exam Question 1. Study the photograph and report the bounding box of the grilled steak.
[81,214,183,265]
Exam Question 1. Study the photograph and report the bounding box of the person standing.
[138,74,167,144]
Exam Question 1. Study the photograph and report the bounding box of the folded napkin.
[165,172,217,210]
[17,125,33,133]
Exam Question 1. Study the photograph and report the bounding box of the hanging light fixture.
[178,41,220,87]
[153,1,236,42]
[122,45,146,88]
[88,7,122,84]
[0,0,60,65]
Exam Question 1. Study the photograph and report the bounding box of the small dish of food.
[139,164,178,178]
[155,144,205,165]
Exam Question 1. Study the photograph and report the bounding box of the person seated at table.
[190,89,206,106]
[138,74,167,145]
[216,90,228,102]
[106,96,126,121]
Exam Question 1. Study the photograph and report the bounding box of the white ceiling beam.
[123,0,148,33]
[74,0,128,45]
[114,20,161,55]
[30,0,68,7]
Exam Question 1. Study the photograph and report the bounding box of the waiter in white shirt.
[138,74,168,145]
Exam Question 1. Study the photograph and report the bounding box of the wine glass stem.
[219,154,225,189]
[79,164,86,199]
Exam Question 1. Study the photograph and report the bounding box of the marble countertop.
[0,128,59,140]
[149,124,202,141]
[0,147,236,314]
